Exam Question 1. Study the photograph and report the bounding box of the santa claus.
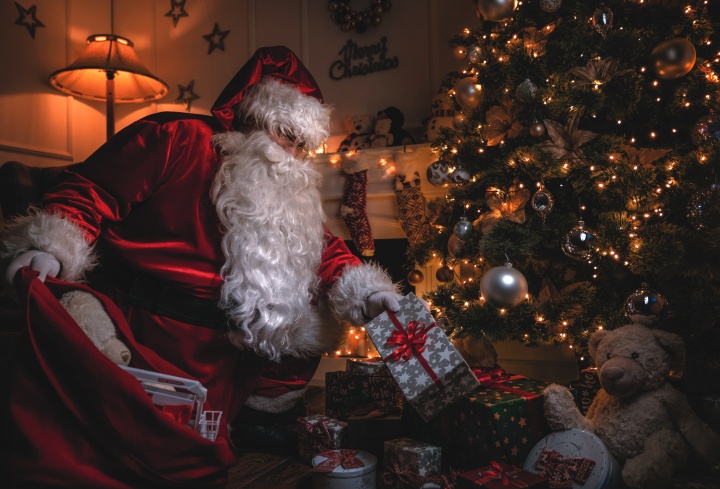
[0,46,400,487]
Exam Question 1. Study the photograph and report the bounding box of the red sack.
[0,269,237,488]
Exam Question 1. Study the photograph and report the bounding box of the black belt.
[123,275,229,330]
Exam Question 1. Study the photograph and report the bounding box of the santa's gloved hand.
[363,290,403,321]
[5,250,61,287]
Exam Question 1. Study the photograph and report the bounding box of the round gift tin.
[523,428,623,489]
[311,449,378,489]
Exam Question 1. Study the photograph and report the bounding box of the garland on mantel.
[328,0,392,34]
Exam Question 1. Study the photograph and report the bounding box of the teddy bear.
[369,116,393,148]
[543,323,720,489]
[376,106,414,147]
[59,290,131,365]
[337,113,373,153]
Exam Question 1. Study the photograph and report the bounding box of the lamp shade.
[49,34,168,103]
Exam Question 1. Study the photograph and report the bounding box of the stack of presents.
[299,293,617,488]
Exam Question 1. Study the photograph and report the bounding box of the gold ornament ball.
[650,38,696,80]
[407,269,425,286]
[436,266,455,283]
[453,77,483,110]
[530,122,546,138]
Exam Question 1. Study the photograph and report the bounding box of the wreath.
[328,0,392,34]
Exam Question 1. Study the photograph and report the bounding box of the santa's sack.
[0,268,236,489]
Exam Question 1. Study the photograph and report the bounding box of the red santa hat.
[211,46,331,150]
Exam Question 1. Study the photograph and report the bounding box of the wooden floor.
[226,452,313,489]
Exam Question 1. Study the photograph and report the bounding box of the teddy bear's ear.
[588,329,608,359]
[652,329,686,370]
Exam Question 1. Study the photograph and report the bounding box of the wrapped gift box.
[569,368,600,415]
[523,429,622,489]
[383,437,442,480]
[364,293,480,422]
[402,374,556,470]
[297,414,348,464]
[458,461,549,489]
[325,370,404,421]
[311,449,378,489]
[346,357,392,377]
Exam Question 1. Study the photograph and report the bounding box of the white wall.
[0,0,475,166]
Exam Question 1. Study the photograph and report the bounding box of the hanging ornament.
[407,269,425,286]
[449,164,471,185]
[328,0,391,34]
[649,38,696,80]
[453,217,474,240]
[531,186,554,222]
[448,234,465,256]
[466,45,483,64]
[690,114,720,147]
[480,261,528,307]
[426,160,454,186]
[476,0,518,22]
[686,184,720,231]
[529,121,546,138]
[625,283,668,326]
[591,4,613,38]
[436,265,455,283]
[561,220,597,261]
[453,77,483,110]
[539,0,562,13]
[515,78,537,103]
[453,113,467,129]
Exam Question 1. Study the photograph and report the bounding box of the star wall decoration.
[165,0,189,28]
[176,80,200,111]
[203,22,230,54]
[14,2,45,39]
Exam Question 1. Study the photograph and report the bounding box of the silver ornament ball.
[650,38,696,80]
[453,77,483,110]
[480,262,528,307]
[426,160,453,186]
[453,217,474,240]
[539,0,562,13]
[531,187,554,220]
[449,164,471,185]
[515,78,537,102]
[476,0,518,22]
[625,283,668,326]
[561,220,597,261]
[686,184,720,231]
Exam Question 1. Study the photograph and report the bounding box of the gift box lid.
[524,429,621,489]
[312,449,378,479]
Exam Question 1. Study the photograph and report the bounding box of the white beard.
[211,131,335,361]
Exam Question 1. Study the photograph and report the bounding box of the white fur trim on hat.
[0,208,96,283]
[328,262,399,326]
[237,77,332,152]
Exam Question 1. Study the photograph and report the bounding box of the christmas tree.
[409,0,720,391]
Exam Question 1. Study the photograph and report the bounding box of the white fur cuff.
[0,209,96,283]
[328,262,399,326]
[244,389,305,414]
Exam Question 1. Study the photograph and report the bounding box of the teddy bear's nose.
[602,365,625,382]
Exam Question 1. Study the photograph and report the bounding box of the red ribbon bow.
[299,416,332,447]
[534,448,596,488]
[382,454,428,489]
[385,314,440,383]
[312,449,365,473]
[468,461,529,488]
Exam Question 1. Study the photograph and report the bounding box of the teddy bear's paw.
[622,457,672,489]
[102,337,132,366]
[543,384,590,431]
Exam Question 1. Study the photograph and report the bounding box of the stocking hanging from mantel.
[341,156,375,257]
[395,171,432,247]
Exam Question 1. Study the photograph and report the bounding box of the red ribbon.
[382,454,428,489]
[472,367,511,386]
[534,448,596,488]
[468,461,529,488]
[385,313,440,383]
[299,416,332,449]
[312,449,365,473]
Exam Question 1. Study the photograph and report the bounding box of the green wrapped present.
[569,367,599,415]
[402,374,558,471]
